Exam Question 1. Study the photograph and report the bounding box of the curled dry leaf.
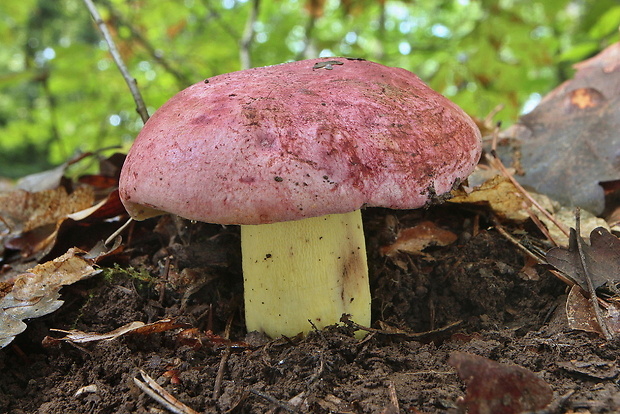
[48,319,188,344]
[15,163,68,193]
[380,220,457,257]
[450,175,529,221]
[0,248,100,348]
[448,351,553,414]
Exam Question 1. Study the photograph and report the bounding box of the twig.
[249,389,300,413]
[240,0,261,69]
[340,315,462,341]
[487,150,570,239]
[574,209,612,340]
[213,347,230,399]
[490,215,545,264]
[491,215,577,286]
[213,309,235,399]
[105,217,133,246]
[98,0,192,87]
[524,202,558,247]
[134,370,199,414]
[82,0,149,124]
[381,381,399,414]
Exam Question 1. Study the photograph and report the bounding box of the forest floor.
[1,204,619,413]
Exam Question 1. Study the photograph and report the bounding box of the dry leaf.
[546,227,620,291]
[566,285,620,337]
[452,174,609,246]
[177,328,250,350]
[450,175,528,220]
[448,351,553,414]
[505,42,620,214]
[566,285,605,335]
[0,248,100,348]
[49,319,187,344]
[0,186,94,234]
[16,163,68,193]
[546,225,620,339]
[380,221,457,257]
[540,201,608,247]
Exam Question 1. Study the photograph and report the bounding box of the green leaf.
[588,6,620,39]
[559,42,600,63]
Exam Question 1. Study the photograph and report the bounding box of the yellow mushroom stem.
[241,209,371,338]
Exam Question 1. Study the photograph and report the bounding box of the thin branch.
[488,150,570,239]
[240,0,261,69]
[490,215,546,265]
[213,347,230,399]
[134,370,199,414]
[82,0,149,124]
[98,0,192,87]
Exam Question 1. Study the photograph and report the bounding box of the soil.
[1,205,619,413]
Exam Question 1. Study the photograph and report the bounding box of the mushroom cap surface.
[119,58,482,225]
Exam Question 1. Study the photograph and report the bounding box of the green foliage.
[0,0,618,177]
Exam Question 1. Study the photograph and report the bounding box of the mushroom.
[118,58,482,338]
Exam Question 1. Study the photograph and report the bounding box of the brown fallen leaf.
[48,319,189,344]
[177,328,250,350]
[0,186,94,235]
[546,223,620,339]
[566,285,620,338]
[546,226,620,293]
[503,42,620,214]
[451,171,609,247]
[566,284,605,336]
[15,163,68,193]
[0,186,95,258]
[380,220,457,257]
[448,351,553,414]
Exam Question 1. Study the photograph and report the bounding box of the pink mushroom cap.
[119,58,482,225]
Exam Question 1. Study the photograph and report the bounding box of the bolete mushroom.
[118,58,481,338]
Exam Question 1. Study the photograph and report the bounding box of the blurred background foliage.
[0,0,619,178]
